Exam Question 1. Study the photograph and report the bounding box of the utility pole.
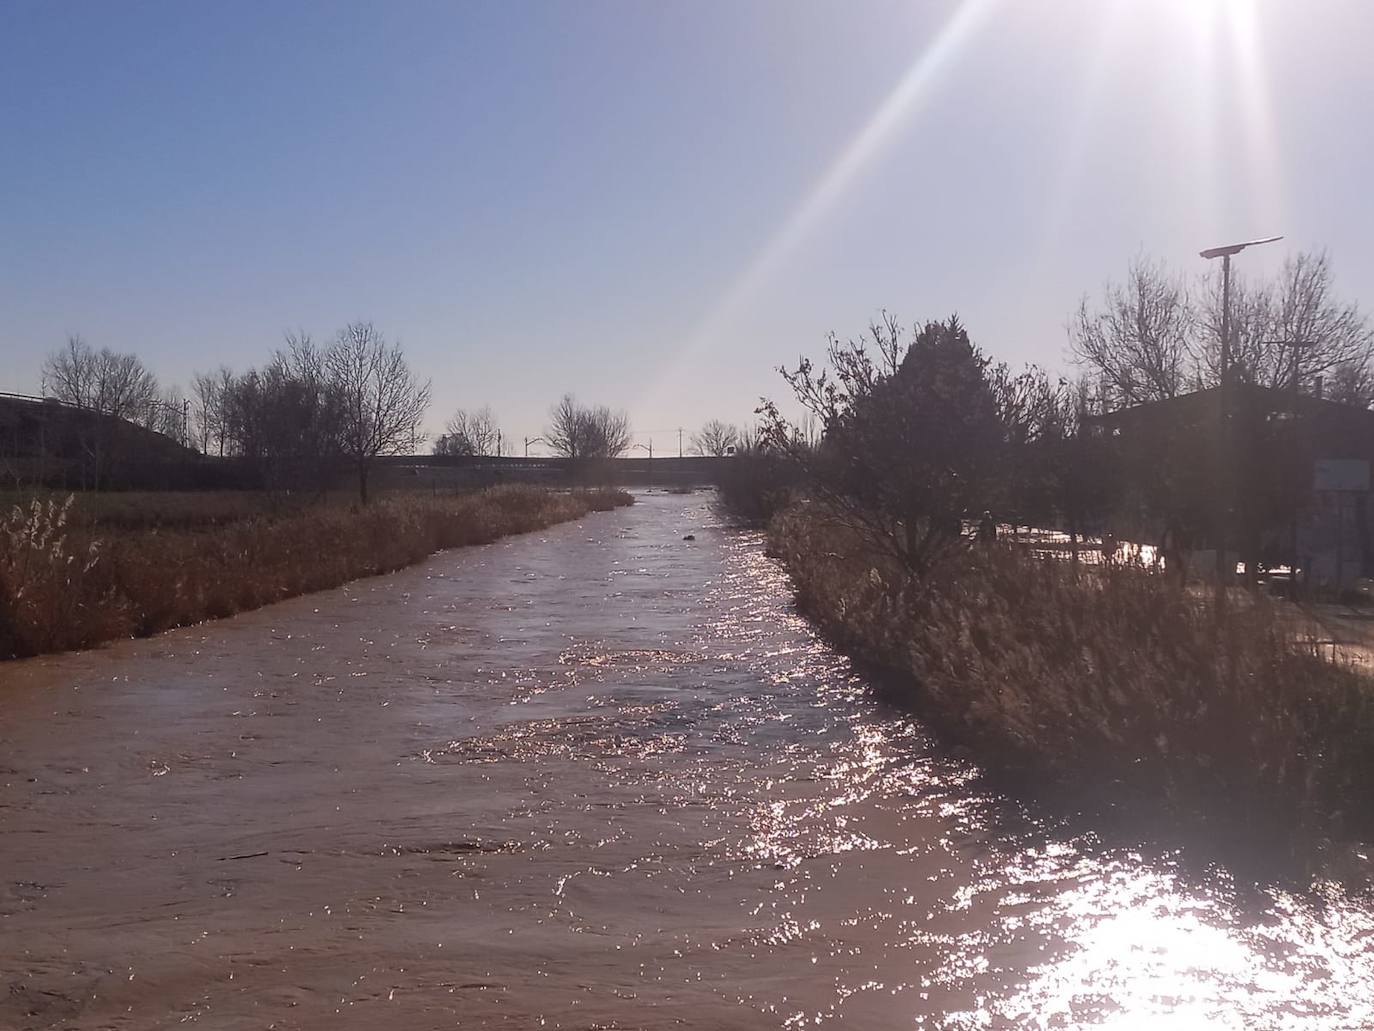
[678,428,683,458]
[1200,235,1282,603]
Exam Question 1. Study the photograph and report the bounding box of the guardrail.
[0,390,76,408]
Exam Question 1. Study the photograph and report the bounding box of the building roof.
[1086,384,1374,460]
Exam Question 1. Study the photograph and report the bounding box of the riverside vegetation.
[771,504,1374,856]
[732,313,1374,862]
[0,485,632,660]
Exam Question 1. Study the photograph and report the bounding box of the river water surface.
[2,491,1373,1029]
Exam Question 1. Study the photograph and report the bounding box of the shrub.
[771,502,1374,855]
[716,450,797,526]
[0,497,131,657]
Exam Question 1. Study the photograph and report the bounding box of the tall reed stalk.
[0,486,631,660]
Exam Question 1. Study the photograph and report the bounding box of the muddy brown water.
[2,491,1373,1030]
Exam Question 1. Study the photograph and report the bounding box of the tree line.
[747,251,1371,584]
[434,401,749,459]
[1071,250,1374,409]
[41,323,429,502]
[42,335,192,442]
[31,329,753,497]
[756,313,1110,574]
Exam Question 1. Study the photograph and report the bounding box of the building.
[1087,384,1374,590]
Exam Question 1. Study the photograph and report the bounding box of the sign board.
[1314,459,1370,492]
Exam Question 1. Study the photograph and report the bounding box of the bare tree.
[589,406,631,458]
[191,367,235,455]
[735,423,767,454]
[43,336,159,420]
[145,384,189,444]
[41,336,160,486]
[689,419,741,456]
[1075,250,1374,409]
[545,394,630,459]
[1195,266,1275,388]
[220,369,264,461]
[1070,256,1196,406]
[326,322,431,503]
[1325,361,1374,409]
[1199,251,1374,394]
[250,333,349,491]
[545,394,582,458]
[42,336,97,406]
[435,406,501,456]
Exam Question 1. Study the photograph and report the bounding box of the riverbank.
[0,485,632,660]
[767,502,1374,863]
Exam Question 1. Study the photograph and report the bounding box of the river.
[2,491,1372,1030]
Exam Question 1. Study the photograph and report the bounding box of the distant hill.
[0,392,199,490]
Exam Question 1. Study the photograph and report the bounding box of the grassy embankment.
[0,486,632,660]
[767,501,1374,860]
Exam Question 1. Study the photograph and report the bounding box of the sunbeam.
[1172,0,1285,235]
[1184,0,1224,236]
[1039,0,1131,252]
[641,0,1001,410]
[1225,0,1286,231]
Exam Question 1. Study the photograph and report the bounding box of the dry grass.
[771,502,1374,857]
[0,486,632,660]
[0,489,350,532]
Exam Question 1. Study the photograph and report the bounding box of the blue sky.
[3,0,1372,453]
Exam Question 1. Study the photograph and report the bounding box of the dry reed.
[0,486,632,660]
[770,503,1374,855]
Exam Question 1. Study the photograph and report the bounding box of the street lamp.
[631,442,653,459]
[1199,236,1282,389]
[1199,234,1282,595]
[523,435,545,458]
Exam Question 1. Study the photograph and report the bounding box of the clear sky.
[3,0,1371,454]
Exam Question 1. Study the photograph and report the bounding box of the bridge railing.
[0,390,77,408]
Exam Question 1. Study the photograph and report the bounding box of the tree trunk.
[358,460,370,506]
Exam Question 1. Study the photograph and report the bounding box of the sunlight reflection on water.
[695,509,1374,1028]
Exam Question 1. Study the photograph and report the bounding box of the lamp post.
[1199,235,1282,597]
[523,435,545,458]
